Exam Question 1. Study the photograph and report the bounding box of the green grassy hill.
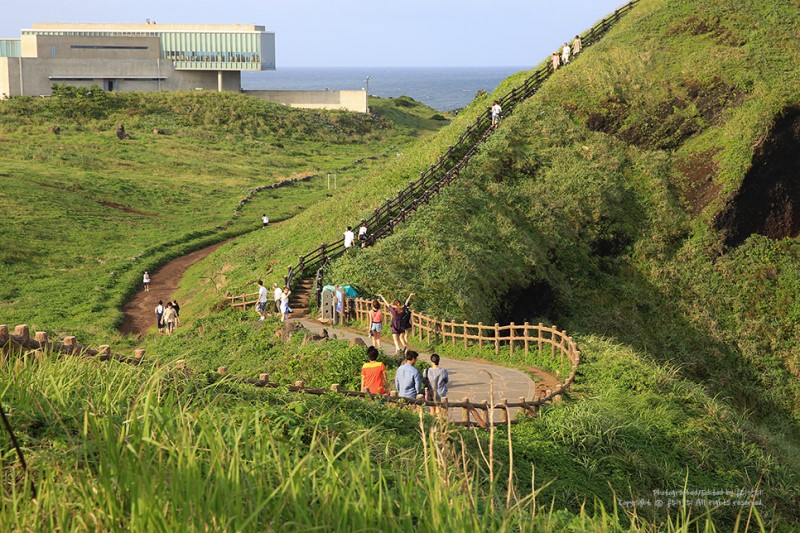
[3,0,800,530]
[0,89,446,339]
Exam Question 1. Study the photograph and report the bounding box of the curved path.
[119,238,232,336]
[297,318,560,422]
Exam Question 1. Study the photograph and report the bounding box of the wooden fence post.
[509,322,515,357]
[218,366,228,375]
[14,325,29,340]
[551,325,558,359]
[35,331,48,345]
[463,321,468,349]
[524,322,530,356]
[134,349,146,361]
[494,323,500,355]
[538,323,544,353]
[478,322,483,349]
[259,373,269,383]
[462,398,470,424]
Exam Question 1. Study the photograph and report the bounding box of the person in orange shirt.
[361,346,389,394]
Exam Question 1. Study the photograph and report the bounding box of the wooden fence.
[2,322,543,428]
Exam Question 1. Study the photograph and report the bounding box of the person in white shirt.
[273,283,283,314]
[143,271,150,292]
[491,101,502,127]
[358,221,368,247]
[262,214,269,228]
[561,42,571,65]
[343,226,355,249]
[256,279,268,321]
[155,300,165,334]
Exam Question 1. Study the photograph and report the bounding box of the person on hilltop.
[571,35,582,56]
[272,283,283,315]
[395,350,422,401]
[561,42,571,65]
[155,300,165,334]
[368,299,383,349]
[490,100,502,127]
[262,214,269,228]
[378,293,414,355]
[424,353,449,414]
[343,226,356,249]
[280,286,292,322]
[551,52,560,71]
[143,271,150,292]
[256,279,268,321]
[361,346,389,395]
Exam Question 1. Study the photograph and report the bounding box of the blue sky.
[2,0,628,67]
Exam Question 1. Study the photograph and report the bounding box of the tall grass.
[1,351,767,531]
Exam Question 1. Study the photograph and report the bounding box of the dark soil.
[585,78,745,151]
[714,106,800,247]
[676,148,722,215]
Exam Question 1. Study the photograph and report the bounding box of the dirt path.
[119,239,232,336]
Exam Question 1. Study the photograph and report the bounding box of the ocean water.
[242,66,527,112]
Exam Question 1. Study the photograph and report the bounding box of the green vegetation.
[3,0,800,530]
[0,89,446,339]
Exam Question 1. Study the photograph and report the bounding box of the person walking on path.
[424,353,449,414]
[162,302,177,334]
[343,226,355,249]
[571,35,582,56]
[256,280,268,321]
[172,300,180,328]
[272,283,282,315]
[395,350,422,401]
[400,293,414,350]
[379,293,413,354]
[491,100,502,127]
[361,346,389,394]
[262,214,269,228]
[551,52,560,71]
[358,220,369,247]
[143,271,150,292]
[280,286,292,322]
[561,42,571,65]
[368,300,383,349]
[155,300,165,334]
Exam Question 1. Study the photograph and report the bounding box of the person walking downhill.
[551,52,560,71]
[143,271,150,292]
[256,280,268,321]
[368,299,383,349]
[273,283,283,316]
[424,353,449,415]
[394,350,422,401]
[280,286,292,322]
[262,214,269,228]
[378,293,413,355]
[155,300,165,334]
[561,42,571,65]
[571,35,582,56]
[360,346,389,394]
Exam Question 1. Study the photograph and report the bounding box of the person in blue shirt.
[394,350,422,400]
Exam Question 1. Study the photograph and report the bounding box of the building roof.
[28,23,268,33]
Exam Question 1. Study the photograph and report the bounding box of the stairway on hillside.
[289,277,314,318]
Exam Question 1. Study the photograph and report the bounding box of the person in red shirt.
[360,346,388,394]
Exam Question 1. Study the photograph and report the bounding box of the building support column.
[217,70,223,92]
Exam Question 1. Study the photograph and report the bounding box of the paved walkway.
[297,318,537,422]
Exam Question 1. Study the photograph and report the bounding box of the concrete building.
[0,22,275,98]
